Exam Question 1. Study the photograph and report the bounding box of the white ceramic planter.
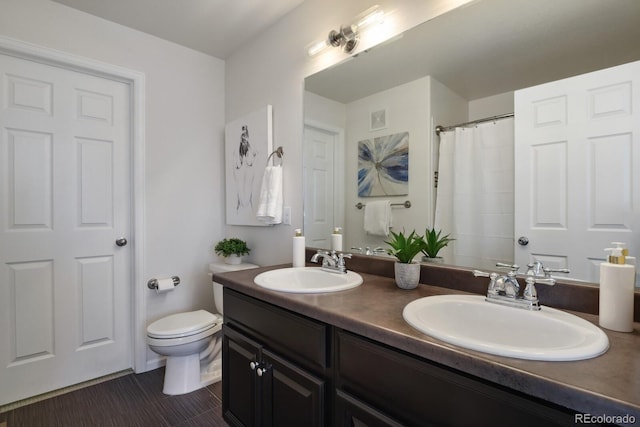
[421,256,444,264]
[225,255,242,265]
[394,262,420,289]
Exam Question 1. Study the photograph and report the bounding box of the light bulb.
[354,5,384,31]
[307,39,330,57]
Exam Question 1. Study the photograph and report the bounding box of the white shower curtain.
[434,118,514,270]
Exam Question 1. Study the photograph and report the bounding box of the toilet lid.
[147,310,220,339]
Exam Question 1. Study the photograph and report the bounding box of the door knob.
[115,237,128,247]
[517,236,529,246]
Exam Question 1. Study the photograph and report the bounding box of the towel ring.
[267,146,284,166]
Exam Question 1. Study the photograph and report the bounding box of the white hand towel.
[364,200,392,236]
[256,165,283,224]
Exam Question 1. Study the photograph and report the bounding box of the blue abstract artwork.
[358,132,409,197]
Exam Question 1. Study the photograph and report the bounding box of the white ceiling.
[51,0,640,101]
[51,0,305,59]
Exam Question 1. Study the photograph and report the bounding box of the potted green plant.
[214,238,250,265]
[421,228,454,263]
[385,229,425,289]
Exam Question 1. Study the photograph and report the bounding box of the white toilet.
[146,262,258,395]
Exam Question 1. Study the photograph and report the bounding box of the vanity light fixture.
[307,5,384,56]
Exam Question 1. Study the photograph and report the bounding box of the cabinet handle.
[256,367,264,377]
[249,361,257,370]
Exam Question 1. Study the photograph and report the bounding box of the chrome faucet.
[473,263,555,310]
[311,249,352,274]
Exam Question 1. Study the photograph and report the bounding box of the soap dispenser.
[599,245,635,332]
[331,227,343,252]
[292,229,306,268]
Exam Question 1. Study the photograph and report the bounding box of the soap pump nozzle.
[605,247,626,265]
[611,242,629,257]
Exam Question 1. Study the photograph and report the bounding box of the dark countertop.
[214,263,640,420]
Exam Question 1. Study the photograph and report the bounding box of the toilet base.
[163,353,202,395]
[161,350,222,395]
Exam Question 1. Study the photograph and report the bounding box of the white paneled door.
[304,125,338,248]
[0,53,132,405]
[515,61,640,283]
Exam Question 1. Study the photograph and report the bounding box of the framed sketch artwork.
[225,105,273,226]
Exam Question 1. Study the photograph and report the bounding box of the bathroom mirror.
[303,0,640,283]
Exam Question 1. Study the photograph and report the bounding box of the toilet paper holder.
[147,276,180,290]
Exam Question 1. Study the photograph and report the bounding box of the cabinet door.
[261,348,325,427]
[223,326,262,427]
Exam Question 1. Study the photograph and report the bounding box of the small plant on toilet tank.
[214,238,250,265]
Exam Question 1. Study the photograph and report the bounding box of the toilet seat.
[147,310,221,339]
[146,323,222,348]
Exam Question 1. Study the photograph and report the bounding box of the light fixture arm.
[328,25,359,53]
[307,5,383,57]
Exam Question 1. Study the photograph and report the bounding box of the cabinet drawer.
[224,289,329,373]
[335,330,574,427]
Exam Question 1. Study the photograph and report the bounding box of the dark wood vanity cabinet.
[223,288,579,427]
[222,289,328,427]
[334,330,576,427]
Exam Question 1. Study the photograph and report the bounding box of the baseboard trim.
[0,369,132,414]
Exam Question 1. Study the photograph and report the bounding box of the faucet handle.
[542,267,570,278]
[523,276,556,301]
[474,270,501,295]
[526,261,543,276]
[473,270,492,278]
[496,262,519,272]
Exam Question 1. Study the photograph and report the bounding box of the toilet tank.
[209,262,259,315]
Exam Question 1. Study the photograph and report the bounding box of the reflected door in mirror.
[514,61,640,283]
[304,124,343,248]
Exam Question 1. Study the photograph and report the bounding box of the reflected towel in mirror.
[364,200,392,236]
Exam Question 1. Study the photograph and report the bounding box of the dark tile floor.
[0,368,229,427]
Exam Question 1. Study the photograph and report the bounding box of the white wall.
[304,92,347,131]
[225,0,475,267]
[344,77,431,249]
[469,91,514,120]
[0,0,226,370]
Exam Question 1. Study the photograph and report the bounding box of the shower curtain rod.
[435,112,514,136]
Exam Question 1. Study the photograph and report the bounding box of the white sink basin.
[403,295,609,361]
[254,267,363,293]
